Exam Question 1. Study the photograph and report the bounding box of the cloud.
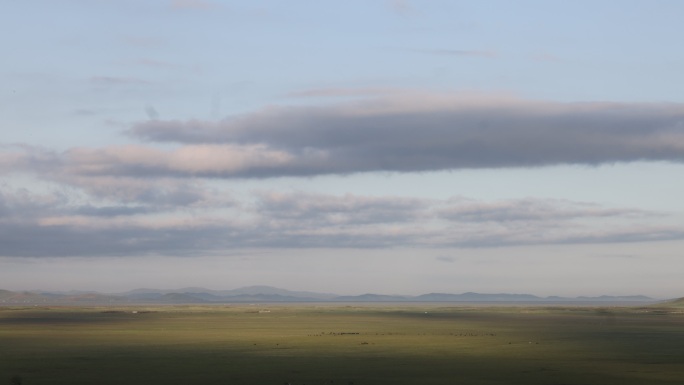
[438,198,649,223]
[72,205,154,217]
[5,92,684,182]
[1,181,679,257]
[387,0,416,16]
[0,188,68,220]
[123,92,684,178]
[3,90,684,257]
[59,144,297,179]
[145,105,159,120]
[256,192,429,226]
[555,227,684,245]
[0,144,59,175]
[58,175,230,207]
[0,219,235,257]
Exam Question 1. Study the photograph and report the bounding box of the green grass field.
[1,304,683,384]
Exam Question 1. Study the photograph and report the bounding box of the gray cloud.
[438,198,649,223]
[0,188,68,219]
[0,145,236,210]
[256,192,428,226]
[0,220,234,257]
[73,205,154,217]
[0,183,212,222]
[3,91,684,257]
[9,93,684,182]
[437,225,684,249]
[145,105,159,120]
[556,227,684,245]
[53,174,223,207]
[0,144,60,175]
[122,93,684,178]
[387,0,416,16]
[0,188,681,257]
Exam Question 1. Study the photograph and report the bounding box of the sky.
[1,0,683,298]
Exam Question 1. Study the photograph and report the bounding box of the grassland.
[1,304,683,384]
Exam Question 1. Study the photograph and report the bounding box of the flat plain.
[1,304,683,384]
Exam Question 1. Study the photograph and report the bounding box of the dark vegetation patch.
[1,305,683,384]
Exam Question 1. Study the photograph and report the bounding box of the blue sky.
[1,0,683,297]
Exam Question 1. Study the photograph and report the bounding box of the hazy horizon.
[2,1,683,299]
[1,282,665,300]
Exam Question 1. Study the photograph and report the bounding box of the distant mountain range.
[0,286,664,305]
